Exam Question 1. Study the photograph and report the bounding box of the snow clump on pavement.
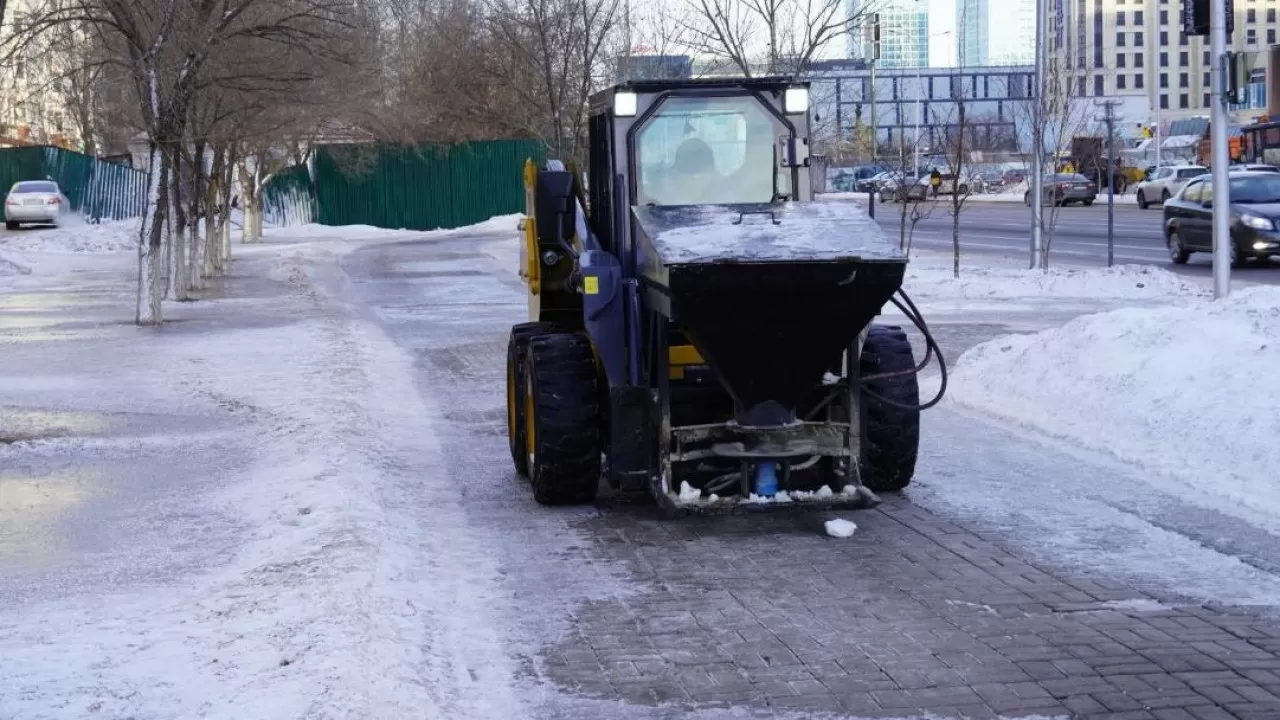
[0,251,31,275]
[824,518,858,538]
[948,285,1280,519]
[0,218,139,254]
[904,259,1209,301]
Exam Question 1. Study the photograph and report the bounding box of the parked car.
[881,175,929,203]
[4,180,66,229]
[1163,170,1280,266]
[1234,163,1280,173]
[855,170,894,193]
[975,171,1006,193]
[1134,164,1209,209]
[1023,173,1098,206]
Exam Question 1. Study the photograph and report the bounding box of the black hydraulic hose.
[858,288,949,412]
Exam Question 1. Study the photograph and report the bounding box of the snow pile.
[0,251,31,275]
[949,286,1280,518]
[0,219,139,254]
[905,259,1208,301]
[824,518,858,538]
[266,214,525,241]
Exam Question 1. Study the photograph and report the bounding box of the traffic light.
[1181,0,1234,37]
[1227,51,1256,104]
[866,14,881,61]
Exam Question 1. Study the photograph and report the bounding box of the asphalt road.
[845,196,1280,285]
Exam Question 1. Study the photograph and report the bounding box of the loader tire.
[507,321,555,477]
[525,332,602,505]
[858,325,920,493]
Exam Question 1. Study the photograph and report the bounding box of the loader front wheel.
[525,332,602,505]
[858,325,920,492]
[507,322,555,477]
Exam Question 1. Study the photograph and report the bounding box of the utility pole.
[1030,0,1046,269]
[1097,99,1121,267]
[1209,0,1231,298]
[869,14,880,170]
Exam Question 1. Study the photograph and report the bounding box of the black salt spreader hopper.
[505,76,946,513]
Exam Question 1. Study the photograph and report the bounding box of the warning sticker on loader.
[583,276,599,294]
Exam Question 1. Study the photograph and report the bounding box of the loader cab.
[585,78,813,257]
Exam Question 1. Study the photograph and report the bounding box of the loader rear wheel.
[525,332,602,505]
[506,321,555,477]
[858,325,920,492]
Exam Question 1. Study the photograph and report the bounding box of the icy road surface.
[4,219,1280,719]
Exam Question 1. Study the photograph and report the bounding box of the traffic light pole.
[1030,0,1045,269]
[1210,0,1231,298]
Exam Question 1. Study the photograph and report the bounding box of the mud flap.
[608,385,656,494]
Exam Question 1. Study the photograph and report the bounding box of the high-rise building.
[1048,0,1278,121]
[958,0,1036,67]
[849,0,930,69]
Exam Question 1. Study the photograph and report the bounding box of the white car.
[4,180,67,229]
[1134,165,1209,209]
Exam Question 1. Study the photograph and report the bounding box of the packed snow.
[903,258,1209,301]
[948,285,1280,521]
[0,218,139,254]
[823,518,858,538]
[0,251,31,275]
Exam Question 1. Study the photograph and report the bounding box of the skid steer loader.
[505,76,946,512]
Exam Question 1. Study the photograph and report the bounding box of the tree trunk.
[170,149,190,301]
[220,146,236,266]
[237,154,262,243]
[204,146,222,277]
[952,101,966,279]
[137,144,168,326]
[188,140,205,290]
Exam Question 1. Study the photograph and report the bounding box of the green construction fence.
[0,145,147,221]
[263,139,544,231]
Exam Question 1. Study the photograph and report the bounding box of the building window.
[1135,73,1144,88]
[1159,9,1168,23]
[1179,94,1189,109]
[1135,31,1144,44]
[1077,77,1085,95]
[1269,8,1277,22]
[1160,73,1168,88]
[1094,75,1104,95]
[1160,94,1168,109]
[1160,30,1168,44]
[1160,51,1168,65]
[1117,32,1125,47]
[1135,52,1144,67]
[1246,8,1255,22]
[1203,51,1210,64]
[1180,72,1188,87]
[1117,53,1127,68]
[1203,93,1210,107]
[1116,10,1125,24]
[1179,51,1188,65]
[1117,75,1127,89]
[1269,29,1276,45]
[1180,32,1188,46]
[1204,72,1210,85]
[1246,29,1256,45]
[1134,10,1144,23]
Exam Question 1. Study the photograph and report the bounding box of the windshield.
[635,95,788,206]
[12,181,58,193]
[1176,168,1208,179]
[1228,175,1280,203]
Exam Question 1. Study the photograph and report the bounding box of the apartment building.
[0,0,88,149]
[1048,0,1277,121]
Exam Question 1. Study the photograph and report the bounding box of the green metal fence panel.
[262,163,316,226]
[0,146,147,221]
[0,147,46,196]
[313,139,544,231]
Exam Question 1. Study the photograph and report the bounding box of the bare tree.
[485,0,621,163]
[934,75,980,278]
[685,0,886,78]
[1010,60,1092,270]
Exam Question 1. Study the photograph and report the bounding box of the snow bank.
[949,286,1280,518]
[0,218,139,254]
[0,251,31,275]
[267,214,525,241]
[904,258,1208,301]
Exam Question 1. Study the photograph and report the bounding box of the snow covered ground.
[5,210,1280,718]
[948,285,1280,527]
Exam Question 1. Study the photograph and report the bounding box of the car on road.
[1234,163,1280,173]
[1135,164,1209,209]
[1023,173,1098,206]
[1163,170,1280,266]
[4,180,66,229]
